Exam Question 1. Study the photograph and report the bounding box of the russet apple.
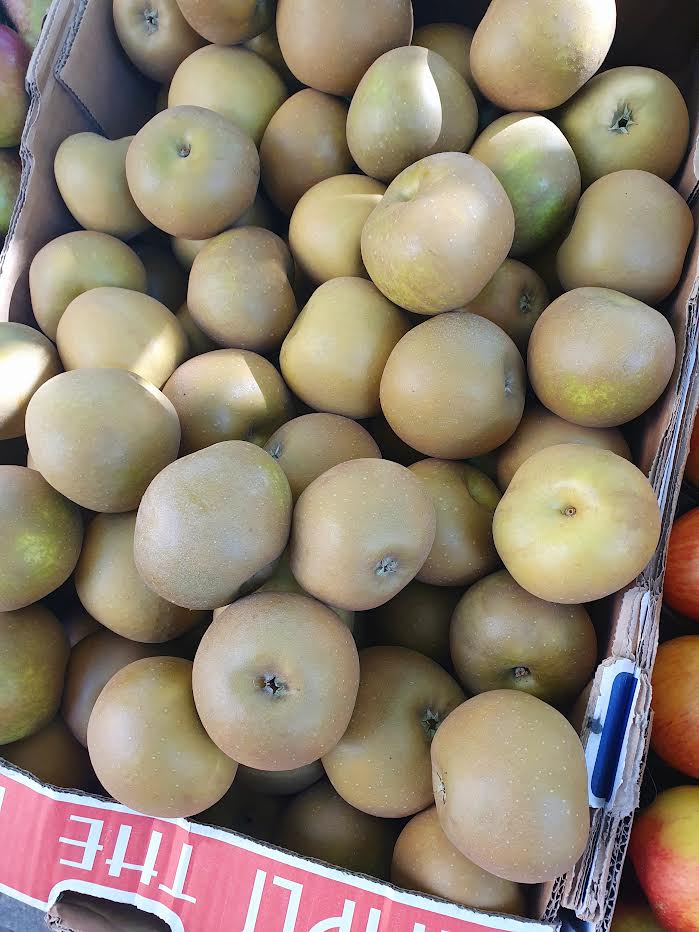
[493,444,661,603]
[125,106,259,239]
[361,152,514,315]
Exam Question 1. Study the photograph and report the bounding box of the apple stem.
[268,441,282,459]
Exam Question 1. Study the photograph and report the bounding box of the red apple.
[0,149,21,236]
[0,25,30,148]
[650,635,699,777]
[629,786,699,932]
[664,508,699,621]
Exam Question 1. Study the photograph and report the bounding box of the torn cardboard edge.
[0,0,697,928]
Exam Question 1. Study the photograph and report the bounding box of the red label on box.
[0,765,553,932]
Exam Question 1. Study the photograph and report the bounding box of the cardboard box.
[0,1,697,929]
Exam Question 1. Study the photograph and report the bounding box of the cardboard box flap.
[56,0,155,138]
[0,763,559,932]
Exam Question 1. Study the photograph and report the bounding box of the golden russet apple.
[54,133,150,239]
[465,258,549,353]
[163,349,292,453]
[470,0,616,110]
[125,106,260,239]
[56,286,188,388]
[323,646,464,817]
[276,0,413,97]
[112,0,205,83]
[495,402,631,490]
[361,152,514,315]
[175,303,218,357]
[133,441,292,610]
[528,287,676,428]
[0,604,69,744]
[346,47,478,184]
[431,690,590,883]
[87,657,238,818]
[250,547,354,633]
[260,89,354,216]
[132,238,188,311]
[171,193,276,270]
[280,277,410,419]
[62,629,157,746]
[187,228,296,352]
[1,716,94,791]
[290,458,436,612]
[412,22,475,89]
[450,569,597,707]
[0,322,61,440]
[28,231,147,341]
[277,781,399,880]
[367,580,460,669]
[168,45,287,145]
[392,807,525,915]
[25,368,181,513]
[493,444,661,603]
[379,312,526,459]
[0,465,82,612]
[75,512,205,644]
[469,113,581,257]
[408,460,501,588]
[559,66,690,186]
[173,0,274,44]
[557,170,694,304]
[244,26,294,84]
[192,592,359,769]
[236,760,324,797]
[289,174,385,284]
[264,413,381,501]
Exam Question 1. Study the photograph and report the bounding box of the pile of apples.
[0,0,696,922]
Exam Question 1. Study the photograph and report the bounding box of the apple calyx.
[610,103,636,135]
[177,141,192,159]
[519,292,533,314]
[420,708,443,741]
[562,505,577,517]
[512,665,531,680]
[142,8,159,34]
[375,555,398,576]
[256,673,288,697]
